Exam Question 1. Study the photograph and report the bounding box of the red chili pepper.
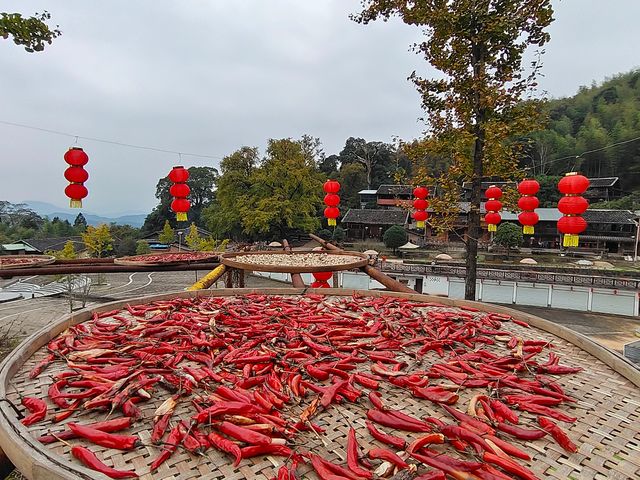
[410,452,482,479]
[151,424,185,471]
[68,423,139,450]
[346,428,373,479]
[440,425,489,454]
[208,431,242,466]
[71,445,138,478]
[20,397,47,426]
[151,413,172,444]
[366,409,432,433]
[406,433,445,454]
[489,399,519,424]
[441,405,494,435]
[485,435,531,461]
[38,417,133,444]
[240,444,293,458]
[29,353,56,379]
[368,447,408,469]
[482,452,539,480]
[412,386,459,405]
[365,420,406,450]
[496,422,547,440]
[217,421,274,446]
[537,416,577,453]
[514,403,576,423]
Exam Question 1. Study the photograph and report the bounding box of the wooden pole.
[283,239,306,288]
[308,234,415,294]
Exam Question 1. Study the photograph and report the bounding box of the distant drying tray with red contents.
[113,252,218,267]
[0,255,56,270]
[221,250,368,273]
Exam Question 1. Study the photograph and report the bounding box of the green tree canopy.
[82,224,113,258]
[383,225,408,253]
[158,220,175,244]
[493,222,523,258]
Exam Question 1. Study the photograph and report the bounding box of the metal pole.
[178,231,183,252]
[634,220,639,262]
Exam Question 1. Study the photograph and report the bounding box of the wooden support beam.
[283,239,306,288]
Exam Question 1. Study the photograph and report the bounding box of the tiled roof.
[582,209,637,224]
[376,185,414,196]
[342,209,409,225]
[587,177,618,188]
[22,237,86,253]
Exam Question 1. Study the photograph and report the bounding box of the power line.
[0,119,225,161]
[530,134,640,170]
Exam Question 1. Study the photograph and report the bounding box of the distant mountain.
[23,201,147,227]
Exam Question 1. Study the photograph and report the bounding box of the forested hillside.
[527,69,640,208]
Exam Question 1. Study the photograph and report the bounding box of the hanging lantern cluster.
[484,185,503,232]
[557,173,589,247]
[64,147,89,208]
[311,271,332,288]
[517,179,540,235]
[169,165,191,221]
[412,186,429,229]
[323,180,340,227]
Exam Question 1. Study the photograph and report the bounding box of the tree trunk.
[465,38,486,301]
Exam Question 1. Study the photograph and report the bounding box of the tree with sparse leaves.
[82,224,113,258]
[158,221,175,245]
[135,240,151,255]
[353,0,554,300]
[1,11,61,52]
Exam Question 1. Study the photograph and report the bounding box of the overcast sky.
[1,1,639,216]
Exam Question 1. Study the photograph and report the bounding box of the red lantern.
[485,186,503,200]
[170,183,191,198]
[324,194,340,207]
[169,165,191,221]
[169,166,189,183]
[64,147,89,208]
[312,271,332,288]
[64,147,89,166]
[558,196,589,215]
[413,198,427,210]
[484,185,502,232]
[64,166,89,183]
[413,186,428,199]
[557,173,590,247]
[412,186,429,229]
[323,180,341,226]
[323,180,340,194]
[517,178,540,234]
[485,199,503,212]
[518,211,539,230]
[64,184,88,207]
[324,207,339,226]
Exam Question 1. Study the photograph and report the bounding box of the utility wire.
[528,134,640,170]
[0,119,224,160]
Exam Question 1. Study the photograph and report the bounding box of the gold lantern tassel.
[523,225,534,235]
[69,199,82,208]
[328,218,336,226]
[488,224,497,232]
[176,212,187,221]
[417,221,425,229]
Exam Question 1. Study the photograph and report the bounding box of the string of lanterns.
[323,180,340,227]
[557,173,589,247]
[63,147,89,208]
[517,179,540,234]
[484,185,503,232]
[168,165,191,222]
[412,186,429,229]
[311,271,332,288]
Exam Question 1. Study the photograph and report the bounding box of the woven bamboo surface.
[4,293,640,480]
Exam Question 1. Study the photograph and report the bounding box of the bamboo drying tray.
[221,251,368,273]
[0,255,56,270]
[0,288,638,480]
[114,252,219,267]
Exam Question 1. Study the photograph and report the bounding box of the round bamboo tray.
[0,255,56,270]
[0,288,638,480]
[221,250,368,273]
[114,252,218,267]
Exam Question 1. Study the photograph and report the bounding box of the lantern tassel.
[488,224,497,232]
[69,199,82,208]
[176,212,188,221]
[328,218,336,226]
[523,225,534,235]
[416,220,425,229]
